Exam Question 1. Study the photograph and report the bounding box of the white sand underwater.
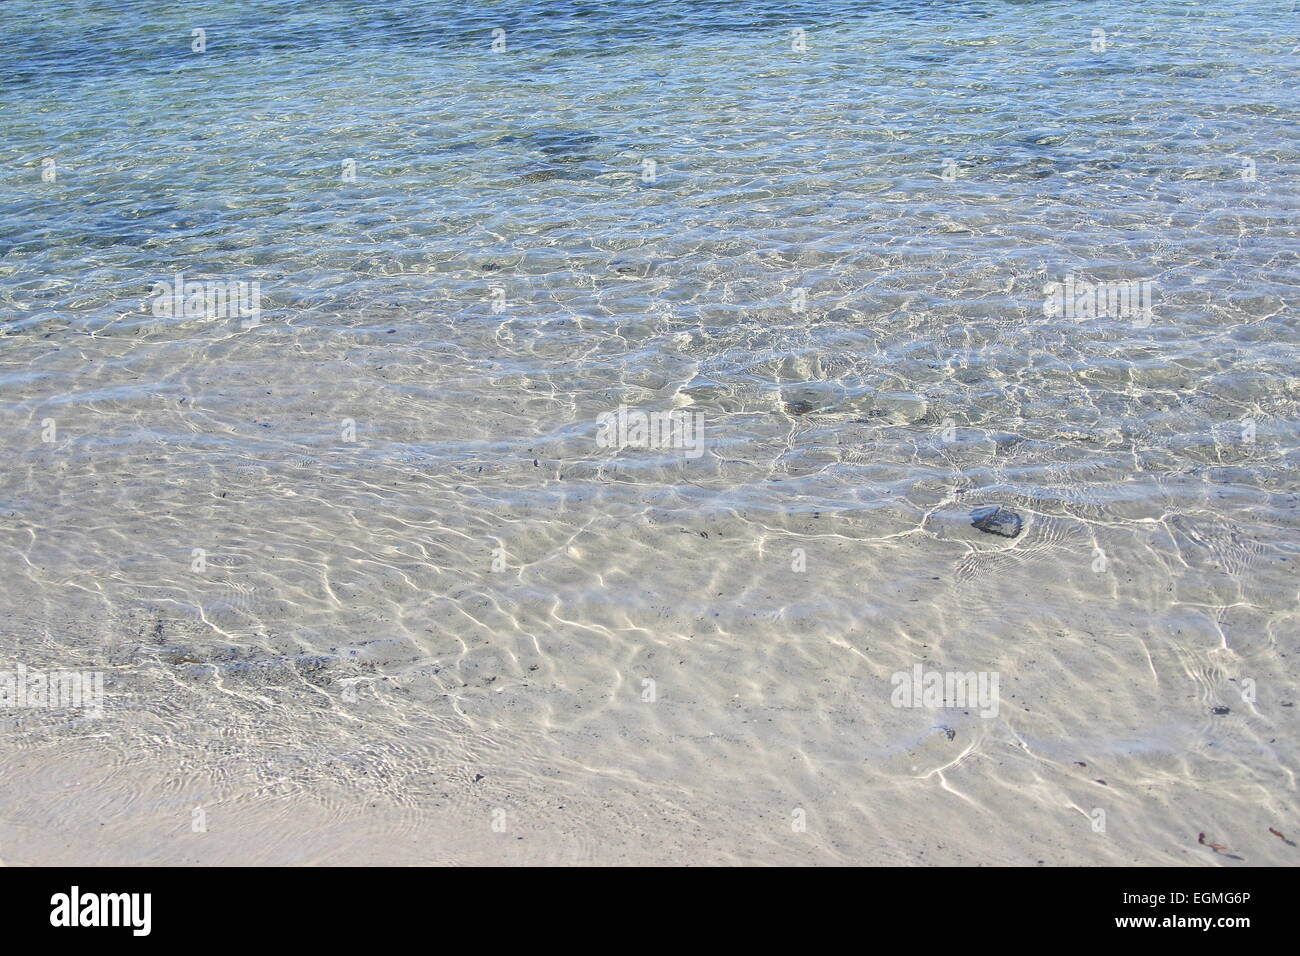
[1,315,1296,865]
[1,0,1297,865]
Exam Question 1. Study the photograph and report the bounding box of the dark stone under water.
[970,506,1023,538]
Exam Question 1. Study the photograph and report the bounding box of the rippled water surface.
[1,0,1297,865]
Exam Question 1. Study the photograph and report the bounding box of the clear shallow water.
[0,0,1297,864]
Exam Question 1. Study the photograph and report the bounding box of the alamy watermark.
[596,405,705,459]
[1043,275,1155,325]
[0,663,104,717]
[50,887,150,936]
[148,272,262,328]
[890,665,999,718]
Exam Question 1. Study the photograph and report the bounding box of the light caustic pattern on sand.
[0,0,1296,864]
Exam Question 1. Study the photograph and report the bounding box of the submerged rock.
[970,506,1023,539]
[498,128,601,162]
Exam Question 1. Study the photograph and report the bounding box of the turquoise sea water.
[0,1,1297,864]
